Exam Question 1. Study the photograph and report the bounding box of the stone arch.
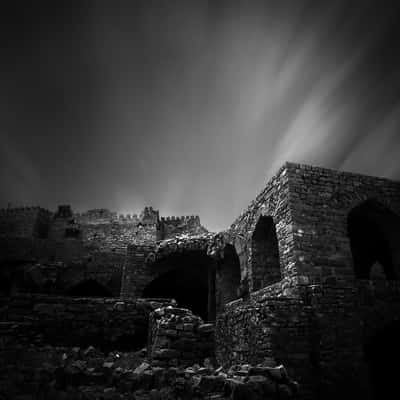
[65,279,113,297]
[329,186,400,216]
[250,215,282,291]
[0,260,47,295]
[347,198,400,280]
[142,250,217,321]
[216,244,241,311]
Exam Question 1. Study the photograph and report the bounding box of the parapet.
[0,206,52,216]
[76,208,118,224]
[160,215,200,225]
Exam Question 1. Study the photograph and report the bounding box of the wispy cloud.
[1,1,399,230]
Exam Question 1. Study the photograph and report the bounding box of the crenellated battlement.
[0,206,52,216]
[118,213,139,221]
[0,203,205,242]
[160,215,200,224]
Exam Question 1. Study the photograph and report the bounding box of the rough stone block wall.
[80,222,157,253]
[159,215,207,239]
[251,216,281,289]
[0,207,51,238]
[304,281,400,399]
[216,297,314,397]
[0,237,86,264]
[121,244,156,298]
[227,164,298,295]
[148,306,215,367]
[0,294,173,351]
[75,208,120,224]
[216,280,400,399]
[286,163,400,285]
[0,237,126,296]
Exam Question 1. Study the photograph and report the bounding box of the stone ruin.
[1,161,400,399]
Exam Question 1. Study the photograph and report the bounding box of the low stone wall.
[148,306,215,367]
[217,281,400,399]
[216,297,313,397]
[0,295,174,351]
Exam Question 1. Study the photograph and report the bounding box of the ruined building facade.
[1,162,400,399]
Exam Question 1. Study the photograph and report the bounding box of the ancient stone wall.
[226,163,297,295]
[121,243,156,298]
[0,294,173,351]
[80,222,157,252]
[75,208,121,224]
[216,297,314,397]
[148,306,215,367]
[159,215,207,239]
[0,237,125,296]
[304,280,400,399]
[216,279,400,399]
[0,237,86,263]
[0,207,52,238]
[121,234,223,299]
[286,162,400,285]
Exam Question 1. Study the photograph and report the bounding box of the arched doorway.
[142,251,216,321]
[0,260,43,295]
[348,199,400,280]
[65,279,113,297]
[364,320,400,399]
[251,216,281,291]
[216,244,241,311]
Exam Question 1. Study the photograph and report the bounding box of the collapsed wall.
[0,294,174,351]
[148,306,215,368]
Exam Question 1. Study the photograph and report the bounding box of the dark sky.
[1,0,400,231]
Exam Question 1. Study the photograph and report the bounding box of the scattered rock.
[134,362,151,374]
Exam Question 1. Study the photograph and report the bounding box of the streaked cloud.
[1,1,399,230]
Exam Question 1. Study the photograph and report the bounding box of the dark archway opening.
[142,251,216,321]
[364,320,400,399]
[251,216,281,291]
[216,245,241,311]
[65,279,113,297]
[348,199,400,280]
[0,260,43,295]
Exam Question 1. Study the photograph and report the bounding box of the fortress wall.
[0,237,86,263]
[159,215,207,239]
[80,222,156,252]
[0,238,125,296]
[286,163,400,284]
[75,208,119,224]
[0,207,51,238]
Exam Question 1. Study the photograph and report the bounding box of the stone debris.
[0,343,298,400]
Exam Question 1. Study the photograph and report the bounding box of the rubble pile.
[0,343,298,400]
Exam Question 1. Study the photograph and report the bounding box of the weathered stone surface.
[149,306,215,368]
